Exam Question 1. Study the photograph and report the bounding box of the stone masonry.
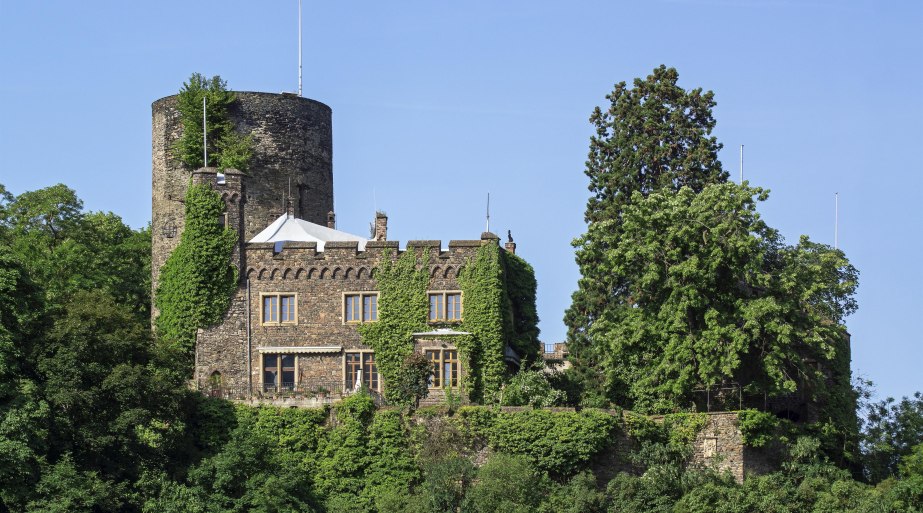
[151,92,334,297]
[194,216,499,404]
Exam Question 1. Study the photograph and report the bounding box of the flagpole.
[298,0,303,96]
[203,96,207,166]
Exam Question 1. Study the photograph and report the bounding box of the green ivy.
[173,73,253,171]
[455,407,617,477]
[359,242,539,406]
[738,409,781,448]
[458,243,508,403]
[500,251,540,363]
[662,413,709,451]
[358,250,430,406]
[154,184,237,367]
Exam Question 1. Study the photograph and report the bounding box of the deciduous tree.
[566,66,728,404]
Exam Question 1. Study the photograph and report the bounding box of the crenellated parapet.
[240,237,496,284]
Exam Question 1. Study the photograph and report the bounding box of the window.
[426,349,459,388]
[218,211,228,229]
[428,292,462,322]
[344,293,378,323]
[345,352,379,391]
[263,354,296,391]
[262,293,297,324]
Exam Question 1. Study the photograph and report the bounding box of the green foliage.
[26,455,126,513]
[539,471,605,513]
[390,351,433,412]
[739,409,782,448]
[577,182,858,413]
[362,410,419,507]
[900,443,923,478]
[358,249,430,406]
[457,242,508,403]
[457,407,617,477]
[417,456,476,513]
[621,412,708,471]
[186,416,317,512]
[173,73,252,170]
[315,391,376,510]
[862,391,923,483]
[501,365,566,408]
[663,413,709,450]
[566,67,859,424]
[154,183,237,366]
[463,453,547,513]
[500,251,540,363]
[567,65,728,404]
[1,183,151,320]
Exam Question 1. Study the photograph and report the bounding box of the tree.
[0,184,151,321]
[862,392,923,483]
[0,243,48,510]
[173,73,252,171]
[566,66,728,404]
[578,182,857,413]
[386,352,433,411]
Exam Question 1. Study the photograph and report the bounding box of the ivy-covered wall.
[357,249,431,406]
[154,183,237,369]
[357,240,540,405]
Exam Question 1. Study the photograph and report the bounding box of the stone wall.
[151,92,334,299]
[687,412,746,482]
[194,235,500,399]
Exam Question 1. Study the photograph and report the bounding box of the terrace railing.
[200,380,387,406]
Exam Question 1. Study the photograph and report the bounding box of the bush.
[501,367,566,408]
[463,453,547,513]
[489,409,616,476]
[738,409,780,448]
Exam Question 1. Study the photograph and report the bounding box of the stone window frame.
[343,349,380,392]
[427,290,463,323]
[342,292,378,324]
[261,353,299,391]
[260,292,299,326]
[424,347,459,389]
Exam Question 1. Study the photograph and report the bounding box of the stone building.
[153,92,528,406]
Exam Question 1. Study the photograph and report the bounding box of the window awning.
[257,346,342,354]
[412,328,471,337]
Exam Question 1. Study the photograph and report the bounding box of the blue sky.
[1,0,920,403]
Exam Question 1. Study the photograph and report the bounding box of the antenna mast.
[298,0,303,96]
[739,144,744,184]
[486,193,490,233]
[835,192,839,249]
[203,96,207,166]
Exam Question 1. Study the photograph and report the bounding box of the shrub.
[501,367,566,408]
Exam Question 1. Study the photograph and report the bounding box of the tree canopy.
[566,67,858,417]
[566,65,729,405]
[173,73,253,171]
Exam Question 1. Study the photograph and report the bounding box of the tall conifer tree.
[566,66,729,404]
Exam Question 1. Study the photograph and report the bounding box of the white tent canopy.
[248,213,368,251]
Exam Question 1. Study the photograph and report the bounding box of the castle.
[152,92,529,406]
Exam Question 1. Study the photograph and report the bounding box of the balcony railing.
[200,380,387,406]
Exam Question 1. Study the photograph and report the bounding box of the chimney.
[374,212,388,241]
[327,211,336,229]
[504,229,516,254]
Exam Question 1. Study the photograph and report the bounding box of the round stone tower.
[151,92,333,294]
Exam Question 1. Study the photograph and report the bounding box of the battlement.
[241,235,498,284]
